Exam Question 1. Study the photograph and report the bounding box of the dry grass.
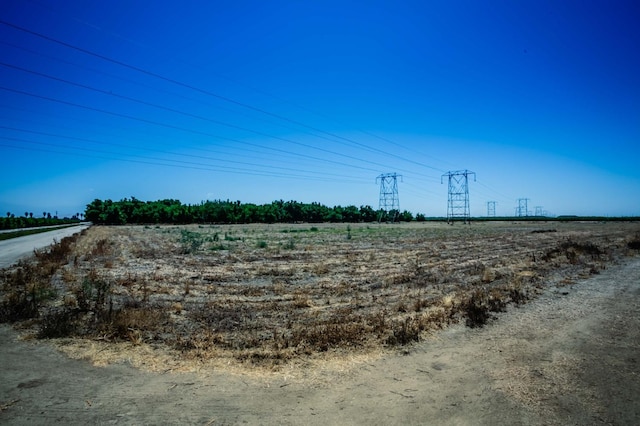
[1,221,639,372]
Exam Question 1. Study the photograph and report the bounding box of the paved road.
[0,224,91,268]
[0,223,89,235]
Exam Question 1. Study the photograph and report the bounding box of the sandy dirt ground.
[1,255,638,425]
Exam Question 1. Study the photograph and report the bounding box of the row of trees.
[85,198,425,225]
[1,211,82,230]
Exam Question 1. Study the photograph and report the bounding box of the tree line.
[1,211,82,230]
[84,198,427,225]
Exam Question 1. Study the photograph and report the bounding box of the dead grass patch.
[1,221,638,372]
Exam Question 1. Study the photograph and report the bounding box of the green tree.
[342,205,361,222]
[101,201,126,225]
[85,199,104,223]
[400,210,414,222]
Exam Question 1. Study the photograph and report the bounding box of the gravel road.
[0,225,91,268]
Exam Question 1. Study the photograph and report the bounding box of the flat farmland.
[2,221,639,372]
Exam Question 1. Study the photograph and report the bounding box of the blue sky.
[1,0,639,218]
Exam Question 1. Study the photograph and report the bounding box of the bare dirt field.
[1,221,640,424]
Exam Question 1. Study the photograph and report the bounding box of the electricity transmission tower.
[487,201,497,217]
[441,170,476,224]
[534,206,544,217]
[376,173,402,222]
[516,198,530,217]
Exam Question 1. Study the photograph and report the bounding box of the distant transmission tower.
[534,206,544,217]
[516,198,530,217]
[441,170,476,224]
[376,173,402,222]
[487,201,497,217]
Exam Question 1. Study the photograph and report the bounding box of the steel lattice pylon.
[376,173,402,222]
[487,201,497,217]
[516,198,530,217]
[441,170,476,224]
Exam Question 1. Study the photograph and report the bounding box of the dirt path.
[1,257,639,425]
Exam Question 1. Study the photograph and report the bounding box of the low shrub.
[542,240,603,263]
[38,309,78,338]
[462,287,507,328]
[385,317,421,345]
[0,288,39,322]
[104,306,168,342]
[74,271,111,311]
[291,318,369,351]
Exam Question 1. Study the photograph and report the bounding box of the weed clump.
[290,317,370,351]
[102,306,169,343]
[531,229,557,234]
[0,285,39,322]
[188,301,252,332]
[385,317,421,345]
[542,240,603,263]
[628,236,640,250]
[461,288,507,328]
[0,235,75,322]
[38,309,78,338]
[34,235,75,264]
[180,229,204,253]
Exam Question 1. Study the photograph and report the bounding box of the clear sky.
[1,0,639,218]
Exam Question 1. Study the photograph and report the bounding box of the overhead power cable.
[0,126,371,181]
[0,103,333,166]
[20,0,450,170]
[1,61,404,172]
[1,59,443,181]
[0,136,370,184]
[1,17,515,206]
[0,38,398,164]
[0,85,386,174]
[0,20,445,174]
[474,180,515,204]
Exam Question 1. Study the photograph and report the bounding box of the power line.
[5,7,449,173]
[0,103,343,167]
[2,37,433,172]
[0,38,362,143]
[0,58,387,163]
[474,179,516,204]
[0,85,388,175]
[0,136,370,184]
[0,20,445,176]
[1,59,447,182]
[0,61,407,174]
[0,126,372,181]
[0,18,518,209]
